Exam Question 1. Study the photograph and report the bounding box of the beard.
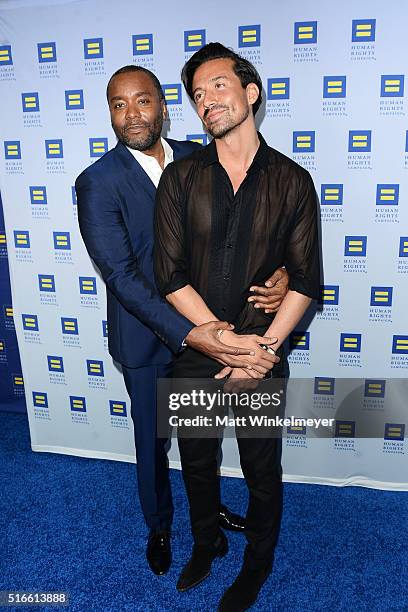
[205,104,250,139]
[113,114,163,151]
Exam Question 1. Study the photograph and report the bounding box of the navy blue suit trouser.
[122,363,173,533]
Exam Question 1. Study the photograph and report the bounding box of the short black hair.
[106,65,164,102]
[181,42,262,115]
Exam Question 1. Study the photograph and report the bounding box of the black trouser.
[173,346,286,566]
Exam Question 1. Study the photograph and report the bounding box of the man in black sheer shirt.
[154,43,320,611]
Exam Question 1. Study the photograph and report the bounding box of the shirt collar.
[201,131,269,170]
[126,137,173,167]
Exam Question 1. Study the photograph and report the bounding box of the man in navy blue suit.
[76,65,288,576]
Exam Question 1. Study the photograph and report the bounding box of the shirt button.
[226,243,233,249]
[223,274,230,281]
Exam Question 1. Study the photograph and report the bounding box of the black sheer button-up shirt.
[154,132,320,335]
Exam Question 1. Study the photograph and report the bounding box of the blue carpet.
[1,412,407,612]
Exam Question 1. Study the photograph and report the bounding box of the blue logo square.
[87,360,104,376]
[184,29,206,52]
[102,320,108,338]
[22,314,39,332]
[45,139,63,159]
[399,237,408,257]
[70,396,86,412]
[293,131,315,153]
[38,274,55,293]
[47,355,64,372]
[132,34,153,55]
[319,285,339,305]
[335,420,355,437]
[61,317,78,335]
[364,380,385,398]
[392,335,408,354]
[344,236,367,257]
[238,25,261,48]
[370,287,393,307]
[321,184,343,205]
[29,186,47,205]
[323,76,346,98]
[109,400,127,417]
[267,78,290,100]
[381,75,404,97]
[22,92,40,113]
[33,391,48,408]
[4,141,21,160]
[384,423,405,441]
[65,90,84,110]
[84,38,103,59]
[314,377,335,395]
[294,21,317,44]
[340,333,361,352]
[352,19,376,42]
[53,232,71,250]
[37,42,57,63]
[376,184,399,206]
[89,138,108,158]
[0,45,13,66]
[162,84,182,105]
[79,277,97,295]
[290,331,310,350]
[348,130,371,152]
[14,231,30,248]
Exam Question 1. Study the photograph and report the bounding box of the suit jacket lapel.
[114,141,156,200]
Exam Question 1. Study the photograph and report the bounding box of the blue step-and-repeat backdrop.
[0,0,406,488]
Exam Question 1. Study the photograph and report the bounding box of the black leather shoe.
[218,560,272,611]
[146,531,171,575]
[176,531,228,592]
[219,504,245,532]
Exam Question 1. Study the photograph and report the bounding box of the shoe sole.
[177,541,228,592]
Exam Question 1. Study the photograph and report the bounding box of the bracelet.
[260,343,275,355]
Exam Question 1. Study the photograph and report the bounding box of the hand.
[248,267,289,313]
[185,321,258,371]
[222,368,261,393]
[216,331,280,379]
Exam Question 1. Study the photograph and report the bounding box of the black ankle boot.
[177,532,228,592]
[218,556,272,611]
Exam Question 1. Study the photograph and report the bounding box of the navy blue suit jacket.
[75,139,200,368]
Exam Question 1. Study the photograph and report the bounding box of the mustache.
[123,122,150,130]
[203,105,228,119]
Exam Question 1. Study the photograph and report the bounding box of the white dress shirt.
[126,137,173,187]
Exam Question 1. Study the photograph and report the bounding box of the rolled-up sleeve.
[284,170,321,299]
[154,163,189,297]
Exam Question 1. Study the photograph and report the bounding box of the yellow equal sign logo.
[184,30,205,51]
[241,28,257,44]
[80,279,96,293]
[0,233,6,245]
[384,78,400,93]
[6,143,19,156]
[39,44,55,60]
[327,79,342,94]
[164,86,180,102]
[47,142,61,155]
[33,392,47,406]
[69,93,81,105]
[0,46,12,63]
[110,400,127,416]
[23,94,38,109]
[5,307,13,318]
[14,375,24,386]
[88,361,102,375]
[343,336,358,349]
